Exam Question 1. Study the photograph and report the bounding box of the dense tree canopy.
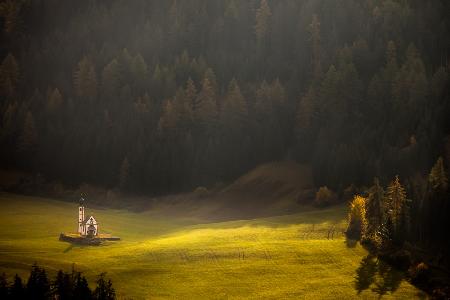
[0,0,449,195]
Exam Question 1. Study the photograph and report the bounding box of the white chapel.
[78,197,98,237]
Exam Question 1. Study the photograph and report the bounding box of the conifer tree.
[221,78,247,131]
[158,99,178,135]
[255,0,271,44]
[0,273,7,300]
[101,59,120,98]
[93,273,115,300]
[73,56,97,99]
[47,88,63,114]
[429,157,448,191]
[18,111,38,154]
[193,77,217,135]
[119,157,130,191]
[385,175,407,232]
[0,53,19,98]
[366,178,385,235]
[27,264,50,300]
[73,273,91,300]
[10,274,25,300]
[308,14,322,81]
[185,77,197,108]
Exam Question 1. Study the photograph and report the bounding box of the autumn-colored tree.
[346,195,368,241]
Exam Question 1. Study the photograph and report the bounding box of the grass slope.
[0,193,424,299]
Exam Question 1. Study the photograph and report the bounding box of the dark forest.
[1,0,448,194]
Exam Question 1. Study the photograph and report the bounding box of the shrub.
[346,195,368,240]
[314,186,336,207]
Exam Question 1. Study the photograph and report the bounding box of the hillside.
[0,193,423,299]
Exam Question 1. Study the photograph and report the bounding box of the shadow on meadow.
[354,254,405,297]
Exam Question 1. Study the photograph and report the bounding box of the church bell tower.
[78,197,85,234]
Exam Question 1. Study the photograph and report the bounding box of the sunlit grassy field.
[0,193,425,299]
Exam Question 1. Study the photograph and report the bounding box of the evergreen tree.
[27,264,50,300]
[18,111,38,154]
[158,99,178,135]
[193,77,217,136]
[255,0,271,44]
[53,270,73,300]
[308,14,321,81]
[119,157,130,191]
[0,273,7,300]
[73,273,91,300]
[101,59,120,98]
[74,56,97,99]
[221,78,247,131]
[47,88,63,114]
[429,157,448,191]
[93,273,115,300]
[10,274,25,300]
[0,53,19,98]
[366,178,385,236]
[385,175,408,237]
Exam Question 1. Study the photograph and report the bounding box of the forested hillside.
[0,0,449,194]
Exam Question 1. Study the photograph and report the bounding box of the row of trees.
[347,157,449,258]
[0,264,115,300]
[0,0,449,195]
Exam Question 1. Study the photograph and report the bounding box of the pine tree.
[0,53,19,98]
[296,88,315,137]
[93,273,115,300]
[73,273,91,300]
[193,77,217,135]
[74,56,97,99]
[158,99,178,135]
[47,88,63,114]
[429,157,448,191]
[131,53,148,93]
[0,273,7,300]
[308,14,322,81]
[54,270,73,300]
[366,178,385,235]
[385,175,407,232]
[101,59,120,98]
[221,78,247,131]
[26,264,50,300]
[185,77,197,108]
[18,111,38,154]
[119,157,130,191]
[10,274,25,300]
[0,0,22,35]
[255,0,271,44]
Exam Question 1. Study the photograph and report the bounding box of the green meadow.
[0,193,425,299]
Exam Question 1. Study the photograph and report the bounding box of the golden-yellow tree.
[347,195,368,240]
